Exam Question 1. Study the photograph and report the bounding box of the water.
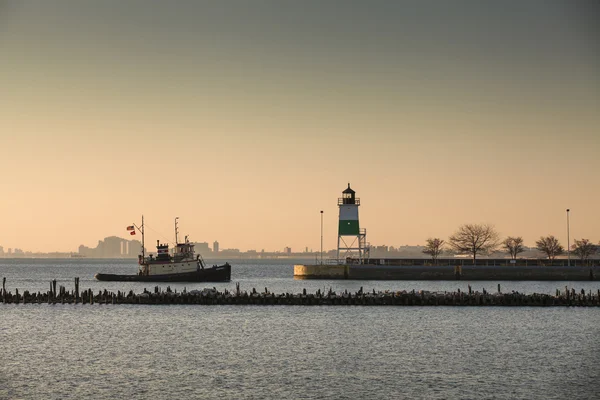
[1,259,599,399]
[3,257,600,295]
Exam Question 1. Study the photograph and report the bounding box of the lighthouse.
[337,183,368,263]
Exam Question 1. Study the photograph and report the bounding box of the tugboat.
[95,216,231,282]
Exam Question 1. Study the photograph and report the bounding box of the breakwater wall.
[361,258,600,267]
[294,264,600,281]
[1,278,599,307]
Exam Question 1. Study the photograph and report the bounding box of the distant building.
[220,248,240,257]
[78,236,143,258]
[127,240,142,257]
[99,236,124,257]
[284,247,292,255]
[196,242,210,255]
[0,246,3,256]
[213,241,219,253]
[78,244,88,255]
[371,245,389,257]
[247,250,257,257]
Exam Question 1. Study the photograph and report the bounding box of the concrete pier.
[294,264,349,279]
[294,264,600,281]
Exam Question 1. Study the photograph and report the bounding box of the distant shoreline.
[2,256,599,265]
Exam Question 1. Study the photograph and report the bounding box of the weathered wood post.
[52,279,57,299]
[2,277,5,303]
[74,277,79,304]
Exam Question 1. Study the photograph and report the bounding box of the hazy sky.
[1,1,598,253]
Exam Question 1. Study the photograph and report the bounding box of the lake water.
[1,258,599,399]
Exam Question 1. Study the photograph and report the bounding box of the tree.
[422,238,445,264]
[535,235,564,260]
[502,236,525,260]
[571,239,597,261]
[448,224,500,265]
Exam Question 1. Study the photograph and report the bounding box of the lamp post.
[566,209,570,267]
[320,210,324,265]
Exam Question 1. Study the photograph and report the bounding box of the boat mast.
[141,215,145,260]
[175,217,179,245]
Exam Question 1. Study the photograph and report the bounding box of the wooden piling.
[1,282,599,307]
[74,277,79,304]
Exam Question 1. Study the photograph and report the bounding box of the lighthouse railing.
[338,198,360,205]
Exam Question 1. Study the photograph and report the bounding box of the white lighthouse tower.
[337,183,369,264]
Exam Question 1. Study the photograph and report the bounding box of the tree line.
[422,223,599,264]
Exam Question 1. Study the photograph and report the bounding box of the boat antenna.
[175,217,179,245]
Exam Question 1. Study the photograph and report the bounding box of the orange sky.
[0,1,598,253]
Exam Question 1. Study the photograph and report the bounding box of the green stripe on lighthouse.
[339,220,360,235]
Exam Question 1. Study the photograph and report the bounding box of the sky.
[0,0,599,253]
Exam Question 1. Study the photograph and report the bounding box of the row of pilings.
[1,278,600,306]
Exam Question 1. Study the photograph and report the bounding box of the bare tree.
[535,235,564,260]
[422,238,445,264]
[571,239,597,261]
[502,236,525,260]
[448,224,500,265]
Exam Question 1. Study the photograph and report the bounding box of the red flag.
[126,226,135,231]
[130,230,136,235]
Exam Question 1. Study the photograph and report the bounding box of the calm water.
[1,259,599,399]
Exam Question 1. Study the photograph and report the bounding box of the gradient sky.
[1,1,599,253]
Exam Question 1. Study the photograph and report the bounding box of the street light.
[566,209,570,267]
[320,210,324,265]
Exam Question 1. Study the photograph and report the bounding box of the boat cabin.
[156,241,171,262]
[174,240,195,262]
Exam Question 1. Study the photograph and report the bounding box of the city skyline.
[0,226,597,258]
[1,1,598,253]
[0,236,562,260]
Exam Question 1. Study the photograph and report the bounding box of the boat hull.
[95,263,231,282]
